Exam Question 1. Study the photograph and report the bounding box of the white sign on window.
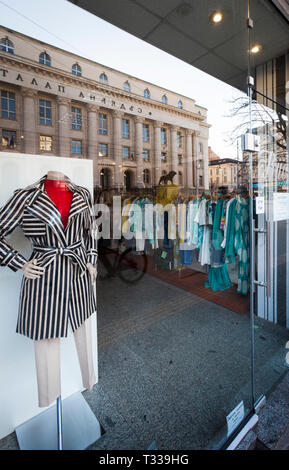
[226,401,245,436]
[256,196,265,215]
[273,193,289,221]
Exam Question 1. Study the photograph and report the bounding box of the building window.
[161,152,167,163]
[122,146,133,161]
[142,124,149,142]
[161,95,168,104]
[198,142,203,154]
[144,89,150,99]
[98,143,108,158]
[72,140,82,155]
[39,52,51,66]
[161,128,167,145]
[178,171,183,185]
[224,176,227,183]
[199,175,203,186]
[1,91,16,119]
[143,149,150,162]
[71,106,82,130]
[216,168,219,175]
[178,155,182,165]
[178,100,183,109]
[39,99,52,125]
[143,169,150,184]
[122,119,130,139]
[123,81,131,92]
[100,168,111,189]
[40,135,52,151]
[98,113,107,135]
[72,63,82,76]
[177,131,182,147]
[99,73,108,84]
[0,38,14,54]
[2,130,16,148]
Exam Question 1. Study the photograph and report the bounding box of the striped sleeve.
[0,189,29,272]
[84,190,98,266]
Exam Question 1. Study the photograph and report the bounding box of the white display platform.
[0,153,98,440]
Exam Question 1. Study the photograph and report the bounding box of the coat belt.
[32,240,87,275]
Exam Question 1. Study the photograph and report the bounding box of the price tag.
[119,244,126,253]
[226,401,245,436]
[161,251,167,259]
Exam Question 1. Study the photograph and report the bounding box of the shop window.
[99,113,107,135]
[39,99,52,125]
[143,124,149,142]
[71,106,82,130]
[0,38,14,54]
[2,130,16,148]
[122,119,130,139]
[72,140,82,154]
[1,91,16,119]
[40,135,52,151]
[39,52,51,66]
[72,63,82,76]
[98,143,108,158]
[143,149,150,162]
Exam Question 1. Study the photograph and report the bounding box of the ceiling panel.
[192,52,242,82]
[146,23,207,63]
[135,0,183,18]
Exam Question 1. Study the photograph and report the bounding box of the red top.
[44,179,73,229]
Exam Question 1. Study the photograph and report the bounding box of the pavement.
[0,270,288,450]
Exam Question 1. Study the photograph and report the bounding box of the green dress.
[234,197,249,295]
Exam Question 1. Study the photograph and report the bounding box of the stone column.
[170,125,178,180]
[153,121,162,186]
[112,111,124,189]
[185,129,193,188]
[57,97,71,157]
[22,87,37,154]
[135,116,144,187]
[87,104,99,187]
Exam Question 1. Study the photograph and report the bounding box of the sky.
[0,0,247,159]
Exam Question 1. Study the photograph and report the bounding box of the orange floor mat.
[144,256,250,315]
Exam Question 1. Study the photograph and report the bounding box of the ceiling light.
[210,11,223,24]
[251,44,262,54]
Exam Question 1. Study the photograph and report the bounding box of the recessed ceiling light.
[210,11,223,24]
[251,44,262,54]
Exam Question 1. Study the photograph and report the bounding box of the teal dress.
[234,197,249,295]
[205,199,232,292]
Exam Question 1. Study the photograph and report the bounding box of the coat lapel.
[65,188,88,231]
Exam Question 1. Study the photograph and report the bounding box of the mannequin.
[0,171,98,408]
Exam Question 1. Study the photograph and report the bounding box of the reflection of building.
[209,147,238,191]
[0,26,210,191]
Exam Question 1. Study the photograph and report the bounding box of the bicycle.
[98,242,148,284]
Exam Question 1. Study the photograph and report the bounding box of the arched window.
[100,73,108,84]
[178,100,183,109]
[72,63,82,77]
[143,169,150,184]
[1,38,14,54]
[39,52,51,66]
[161,95,168,104]
[123,81,131,92]
[144,88,150,99]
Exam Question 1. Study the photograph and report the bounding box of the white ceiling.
[68,0,289,91]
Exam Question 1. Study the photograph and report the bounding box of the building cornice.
[0,52,206,122]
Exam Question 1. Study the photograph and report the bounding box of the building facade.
[209,147,239,192]
[0,26,210,192]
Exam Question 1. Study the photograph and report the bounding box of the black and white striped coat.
[0,175,97,340]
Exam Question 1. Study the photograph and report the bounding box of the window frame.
[39,99,52,126]
[0,38,14,54]
[162,95,168,105]
[99,73,108,84]
[39,52,51,66]
[2,129,16,149]
[71,106,82,131]
[98,113,108,135]
[142,124,150,142]
[98,143,108,158]
[122,146,131,161]
[72,139,82,155]
[123,81,131,93]
[39,135,52,152]
[161,127,167,145]
[72,63,82,77]
[1,90,16,119]
[122,118,130,139]
[142,149,150,162]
